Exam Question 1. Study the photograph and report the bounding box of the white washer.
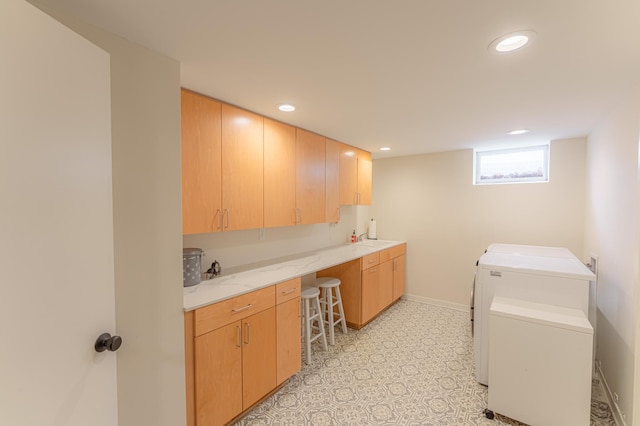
[473,249,595,385]
[485,243,575,258]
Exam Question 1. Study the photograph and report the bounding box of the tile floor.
[236,300,615,425]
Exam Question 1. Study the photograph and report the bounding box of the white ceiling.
[32,0,640,158]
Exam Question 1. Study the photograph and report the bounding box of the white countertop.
[183,239,404,311]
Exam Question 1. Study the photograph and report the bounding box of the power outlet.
[588,254,598,275]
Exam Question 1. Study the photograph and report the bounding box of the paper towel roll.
[368,219,377,240]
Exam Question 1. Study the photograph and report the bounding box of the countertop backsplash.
[183,205,371,275]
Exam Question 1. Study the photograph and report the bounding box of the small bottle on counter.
[351,230,357,243]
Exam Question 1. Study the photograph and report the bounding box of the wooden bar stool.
[301,286,327,364]
[316,277,348,345]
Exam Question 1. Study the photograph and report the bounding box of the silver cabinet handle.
[231,304,252,313]
[213,209,223,231]
[236,325,241,347]
[244,323,250,345]
[224,208,229,229]
[281,288,298,295]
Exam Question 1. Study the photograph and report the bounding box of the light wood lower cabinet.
[185,282,302,426]
[392,254,406,302]
[362,259,393,325]
[317,244,407,329]
[194,319,243,425]
[275,278,302,385]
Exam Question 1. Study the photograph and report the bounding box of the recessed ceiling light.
[380,147,391,151]
[508,129,529,135]
[278,104,295,112]
[489,30,536,53]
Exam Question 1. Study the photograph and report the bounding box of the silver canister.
[183,248,204,287]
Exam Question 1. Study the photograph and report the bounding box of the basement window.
[474,144,549,185]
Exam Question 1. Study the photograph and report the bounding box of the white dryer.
[472,248,595,385]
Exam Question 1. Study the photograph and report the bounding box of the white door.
[0,1,118,425]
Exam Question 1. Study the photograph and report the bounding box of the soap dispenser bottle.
[351,230,357,243]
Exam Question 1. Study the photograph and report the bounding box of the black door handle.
[95,333,122,353]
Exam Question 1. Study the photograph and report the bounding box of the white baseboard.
[402,293,469,312]
[596,361,626,426]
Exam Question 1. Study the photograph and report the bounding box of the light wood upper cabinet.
[339,144,372,205]
[181,90,222,235]
[221,104,264,231]
[264,123,330,227]
[264,119,296,228]
[181,91,265,234]
[339,144,358,205]
[357,155,372,205]
[295,129,325,225]
[181,88,372,233]
[325,139,341,223]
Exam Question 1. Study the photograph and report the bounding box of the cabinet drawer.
[194,286,275,336]
[275,277,301,304]
[379,243,406,263]
[361,252,379,270]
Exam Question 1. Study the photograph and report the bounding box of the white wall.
[29,3,187,426]
[371,138,588,308]
[584,84,640,425]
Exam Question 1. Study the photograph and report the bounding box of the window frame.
[473,144,550,185]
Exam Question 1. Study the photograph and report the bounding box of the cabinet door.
[264,119,296,227]
[276,297,301,385]
[325,138,340,223]
[221,104,264,231]
[181,89,222,234]
[361,261,394,324]
[361,266,380,324]
[392,254,406,301]
[357,156,372,205]
[295,129,325,224]
[339,144,358,205]
[242,307,276,409]
[195,321,242,426]
[378,259,394,311]
[339,144,372,205]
